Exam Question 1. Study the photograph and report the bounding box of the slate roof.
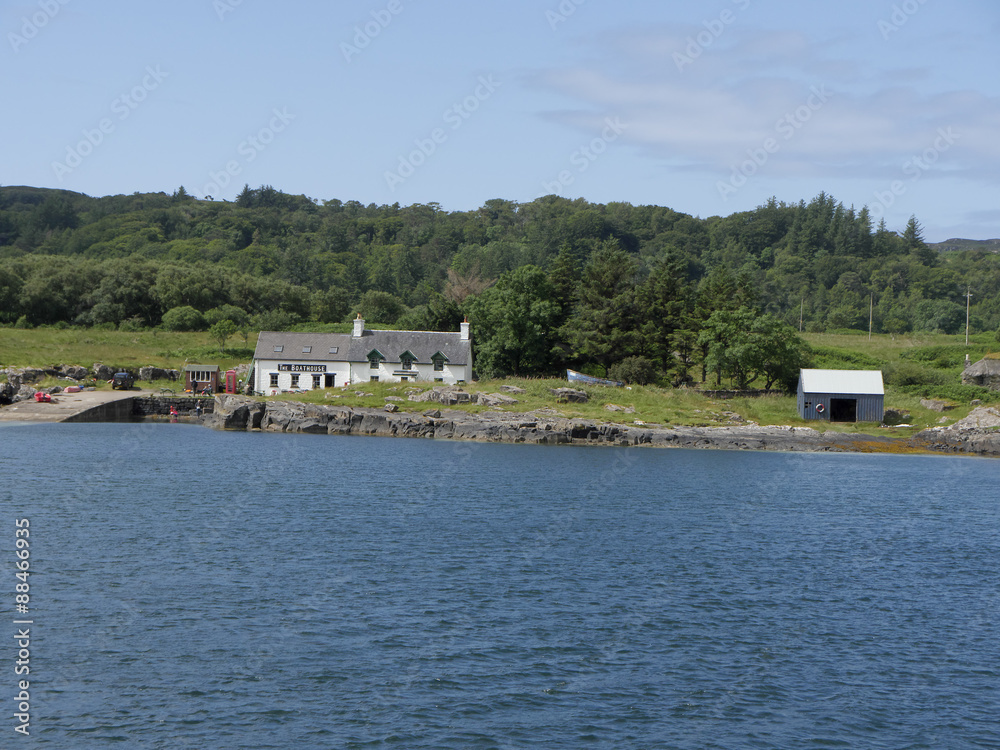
[253,330,470,365]
[799,369,884,395]
[964,357,1000,376]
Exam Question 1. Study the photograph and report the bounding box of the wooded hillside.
[2,185,997,387]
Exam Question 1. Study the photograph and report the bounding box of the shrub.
[14,315,31,329]
[810,346,882,370]
[204,304,248,327]
[352,290,407,325]
[118,317,145,332]
[882,360,949,387]
[900,345,988,368]
[252,309,300,331]
[162,306,205,332]
[609,356,658,385]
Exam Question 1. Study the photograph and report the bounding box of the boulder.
[93,363,116,381]
[945,406,1000,431]
[605,403,635,414]
[500,385,527,394]
[549,387,588,403]
[204,394,265,430]
[2,370,22,392]
[920,398,956,412]
[409,387,472,405]
[423,409,441,418]
[9,368,45,384]
[384,403,399,413]
[57,364,88,380]
[881,408,910,426]
[139,366,180,382]
[475,392,519,407]
[14,385,37,403]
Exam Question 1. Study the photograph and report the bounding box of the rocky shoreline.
[202,394,1000,458]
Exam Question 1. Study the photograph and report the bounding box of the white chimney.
[353,314,365,338]
[460,318,470,341]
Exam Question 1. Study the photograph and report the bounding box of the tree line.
[1,185,997,388]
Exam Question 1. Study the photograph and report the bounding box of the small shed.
[797,369,884,422]
[184,364,220,393]
[962,356,1000,390]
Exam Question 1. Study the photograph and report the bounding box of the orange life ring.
[815,403,825,413]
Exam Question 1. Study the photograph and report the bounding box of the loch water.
[1,422,998,749]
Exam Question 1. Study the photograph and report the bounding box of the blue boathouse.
[797,369,884,422]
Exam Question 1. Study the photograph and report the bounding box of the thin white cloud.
[530,24,1000,182]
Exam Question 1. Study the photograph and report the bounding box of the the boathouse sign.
[277,364,327,372]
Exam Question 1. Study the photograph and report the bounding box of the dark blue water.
[1,422,999,749]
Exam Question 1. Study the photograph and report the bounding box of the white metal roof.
[799,369,884,395]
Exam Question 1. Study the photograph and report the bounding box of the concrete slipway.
[0,389,140,423]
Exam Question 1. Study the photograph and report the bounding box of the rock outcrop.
[549,387,588,403]
[201,395,914,454]
[913,407,1000,456]
[138,366,180,382]
[56,364,89,380]
[920,398,956,412]
[202,394,265,430]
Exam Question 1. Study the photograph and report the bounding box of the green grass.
[4,325,997,434]
[0,326,252,371]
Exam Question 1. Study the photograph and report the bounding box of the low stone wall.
[62,397,137,424]
[132,396,215,417]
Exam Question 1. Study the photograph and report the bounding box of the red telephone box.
[225,369,238,394]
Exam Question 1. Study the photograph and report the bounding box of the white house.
[251,317,472,394]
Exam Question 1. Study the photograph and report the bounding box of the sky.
[3,0,999,241]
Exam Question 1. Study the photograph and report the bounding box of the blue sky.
[3,0,999,240]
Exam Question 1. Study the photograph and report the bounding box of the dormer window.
[399,350,416,371]
[367,349,385,370]
[431,351,448,372]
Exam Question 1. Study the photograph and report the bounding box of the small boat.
[566,369,624,387]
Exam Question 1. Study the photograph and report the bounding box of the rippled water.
[2,422,999,749]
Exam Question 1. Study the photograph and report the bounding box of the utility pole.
[966,286,972,346]
[868,294,873,342]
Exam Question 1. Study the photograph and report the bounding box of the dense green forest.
[1,185,998,388]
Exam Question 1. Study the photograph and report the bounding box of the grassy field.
[2,325,998,432]
[0,327,254,371]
